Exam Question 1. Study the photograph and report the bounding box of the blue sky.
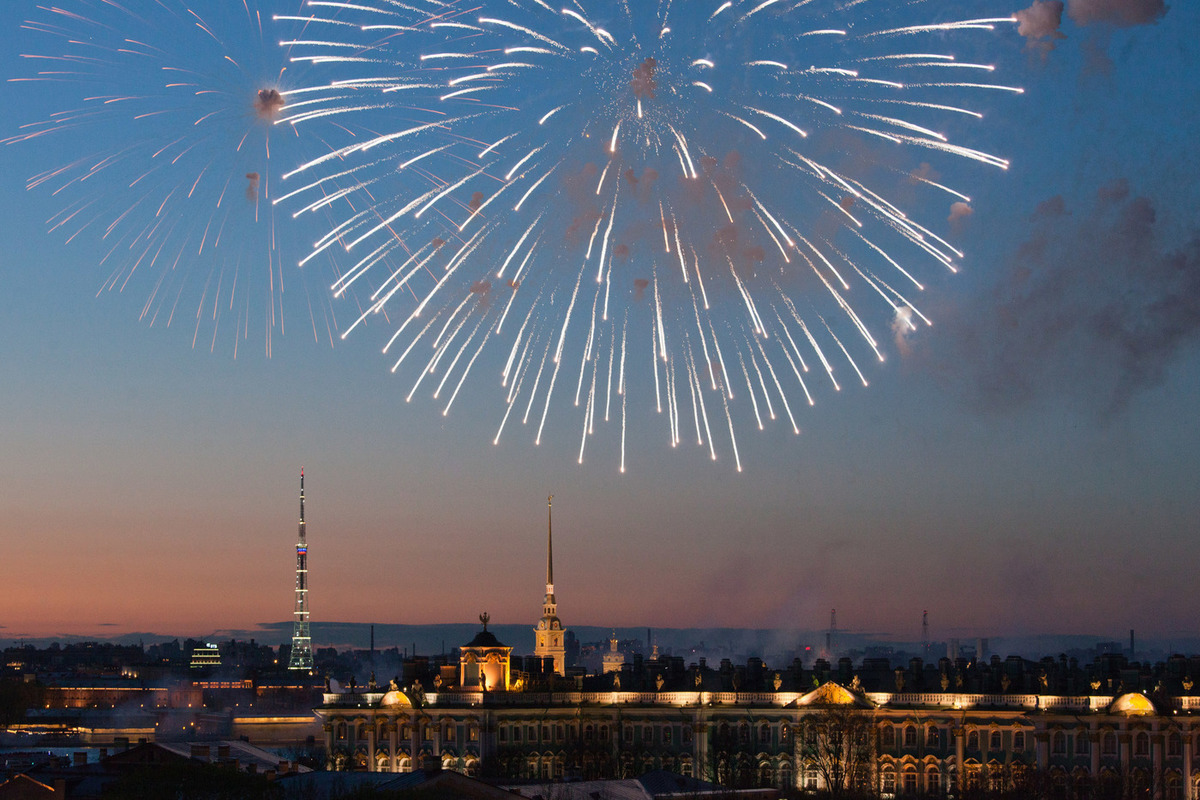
[0,0,1197,644]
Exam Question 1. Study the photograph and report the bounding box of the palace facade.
[315,509,1200,797]
[316,624,1200,798]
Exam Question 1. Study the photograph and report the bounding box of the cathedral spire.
[546,494,553,592]
[534,496,565,675]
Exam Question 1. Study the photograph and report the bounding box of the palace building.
[314,507,1200,796]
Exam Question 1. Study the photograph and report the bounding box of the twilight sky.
[0,0,1197,645]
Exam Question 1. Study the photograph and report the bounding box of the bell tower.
[533,496,566,675]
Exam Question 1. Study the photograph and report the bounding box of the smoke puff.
[1068,0,1168,26]
[1015,0,1066,52]
[948,202,974,222]
[633,278,650,301]
[630,57,657,99]
[244,172,260,203]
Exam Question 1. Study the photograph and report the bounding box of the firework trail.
[279,0,1022,469]
[5,1,347,357]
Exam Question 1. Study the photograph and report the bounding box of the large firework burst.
[280,0,1022,470]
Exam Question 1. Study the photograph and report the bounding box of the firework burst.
[5,0,345,356]
[280,0,1023,470]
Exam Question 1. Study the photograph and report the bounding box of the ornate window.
[1135,732,1150,756]
[927,768,941,793]
[881,768,896,795]
[990,731,1002,750]
[968,730,979,750]
[760,723,771,743]
[882,725,896,747]
[1014,731,1026,751]
[928,725,940,747]
[644,725,653,743]
[1102,732,1116,755]
[904,725,917,747]
[903,766,918,793]
[740,722,751,744]
[1052,731,1066,754]
[1077,732,1091,753]
[1169,733,1182,756]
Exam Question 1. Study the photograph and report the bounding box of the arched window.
[682,726,692,744]
[904,725,917,747]
[780,723,790,744]
[1052,731,1067,754]
[926,767,941,794]
[758,762,773,787]
[760,723,771,744]
[990,731,1002,750]
[1102,732,1117,755]
[881,767,896,795]
[583,724,593,741]
[968,730,979,750]
[1166,772,1182,800]
[903,766,918,793]
[1014,731,1026,751]
[778,760,793,788]
[1077,731,1091,753]
[740,722,751,744]
[643,725,653,743]
[882,725,896,747]
[1169,733,1182,756]
[927,725,940,747]
[1135,732,1150,756]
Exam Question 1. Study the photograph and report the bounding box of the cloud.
[916,181,1200,414]
[1067,0,1168,26]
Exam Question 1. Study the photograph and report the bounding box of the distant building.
[188,644,221,670]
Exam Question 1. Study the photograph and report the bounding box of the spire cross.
[546,495,554,588]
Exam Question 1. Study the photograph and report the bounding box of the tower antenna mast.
[288,468,313,671]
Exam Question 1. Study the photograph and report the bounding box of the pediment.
[1108,692,1158,716]
[798,681,873,708]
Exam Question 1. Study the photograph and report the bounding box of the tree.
[795,706,876,797]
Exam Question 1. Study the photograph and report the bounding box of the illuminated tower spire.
[533,495,566,675]
[288,468,313,671]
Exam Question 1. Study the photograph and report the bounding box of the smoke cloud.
[919,181,1200,414]
[1068,0,1168,26]
[1015,0,1066,53]
[1013,0,1167,58]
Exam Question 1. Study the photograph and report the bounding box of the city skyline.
[1,0,1197,642]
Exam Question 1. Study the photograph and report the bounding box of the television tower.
[288,468,313,671]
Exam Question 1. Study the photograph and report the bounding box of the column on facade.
[1035,731,1050,774]
[955,726,965,792]
[389,719,399,773]
[367,718,377,772]
[349,719,359,766]
[695,716,709,782]
[1121,729,1132,796]
[1153,724,1163,800]
[323,723,335,770]
[411,716,421,769]
[1183,726,1193,800]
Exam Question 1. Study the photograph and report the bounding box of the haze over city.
[0,0,1197,648]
